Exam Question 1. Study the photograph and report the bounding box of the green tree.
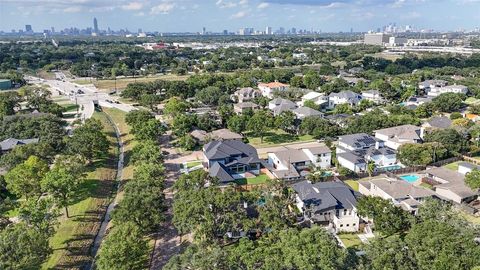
[66,118,109,163]
[125,110,154,129]
[397,143,448,166]
[367,160,375,177]
[4,155,48,199]
[432,93,464,112]
[18,198,59,236]
[424,128,467,153]
[96,222,150,270]
[178,134,197,150]
[465,169,480,190]
[0,223,52,270]
[363,235,416,270]
[275,111,296,133]
[130,140,163,165]
[247,110,273,143]
[134,118,165,141]
[41,166,82,218]
[163,97,189,117]
[227,114,247,134]
[171,113,197,136]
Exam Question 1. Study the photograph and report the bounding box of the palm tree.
[307,167,327,183]
[367,161,376,178]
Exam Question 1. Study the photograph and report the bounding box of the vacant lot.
[74,74,190,90]
[43,111,118,269]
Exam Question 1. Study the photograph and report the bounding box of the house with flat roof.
[328,90,363,109]
[267,144,331,180]
[258,82,289,98]
[0,138,39,152]
[292,107,324,120]
[425,167,478,204]
[292,181,360,232]
[374,125,423,150]
[336,133,398,173]
[233,101,259,114]
[203,140,265,184]
[358,177,437,215]
[233,87,261,103]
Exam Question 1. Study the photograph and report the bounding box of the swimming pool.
[400,174,420,183]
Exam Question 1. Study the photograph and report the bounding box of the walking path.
[88,112,125,270]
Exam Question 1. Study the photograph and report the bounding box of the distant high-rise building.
[291,27,296,34]
[51,27,55,34]
[202,27,206,35]
[25,25,32,33]
[266,26,272,35]
[93,17,99,33]
[223,30,228,35]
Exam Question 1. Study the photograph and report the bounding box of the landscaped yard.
[185,161,202,169]
[247,129,315,148]
[43,111,118,269]
[235,174,270,185]
[443,161,462,171]
[337,233,362,249]
[61,103,80,113]
[344,180,359,191]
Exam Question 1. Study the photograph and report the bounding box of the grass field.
[344,180,359,191]
[235,174,270,185]
[338,233,362,249]
[73,74,190,90]
[186,161,202,169]
[43,111,118,269]
[61,103,80,113]
[247,129,315,148]
[443,161,461,171]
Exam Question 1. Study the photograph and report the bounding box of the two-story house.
[328,90,363,109]
[427,84,468,97]
[361,90,383,103]
[299,91,330,110]
[374,125,423,150]
[336,133,398,173]
[358,176,437,215]
[267,144,331,180]
[233,87,262,103]
[258,82,289,98]
[203,140,265,184]
[292,181,361,232]
[268,98,297,116]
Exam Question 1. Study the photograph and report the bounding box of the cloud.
[257,2,269,8]
[151,2,175,14]
[230,10,247,19]
[216,0,238,8]
[121,2,143,11]
[63,6,82,13]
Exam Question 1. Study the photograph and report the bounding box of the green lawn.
[235,174,270,185]
[247,129,315,148]
[61,103,80,113]
[337,233,362,249]
[344,180,359,191]
[443,161,461,171]
[43,111,118,269]
[186,161,202,169]
[420,182,433,189]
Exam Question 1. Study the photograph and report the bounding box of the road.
[26,72,136,120]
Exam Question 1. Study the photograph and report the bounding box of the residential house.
[362,90,383,103]
[233,102,259,114]
[292,181,360,233]
[191,128,243,144]
[292,107,324,120]
[465,113,480,123]
[233,87,261,103]
[427,84,468,97]
[258,82,289,98]
[342,77,370,87]
[422,116,452,131]
[374,125,423,150]
[0,138,39,153]
[328,90,363,109]
[300,91,329,110]
[267,144,331,180]
[336,133,398,173]
[358,176,437,215]
[190,129,209,144]
[203,140,265,184]
[268,98,297,116]
[233,87,262,103]
[418,79,448,93]
[325,114,352,128]
[425,167,478,204]
[404,96,433,109]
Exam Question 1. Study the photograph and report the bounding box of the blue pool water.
[400,175,420,183]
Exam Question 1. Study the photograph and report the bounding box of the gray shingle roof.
[292,181,359,212]
[209,162,235,183]
[293,107,323,118]
[329,90,362,100]
[269,98,296,108]
[338,133,377,149]
[203,140,257,160]
[425,116,452,129]
[0,138,39,151]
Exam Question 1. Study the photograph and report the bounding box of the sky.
[1,0,480,33]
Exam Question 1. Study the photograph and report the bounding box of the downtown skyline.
[1,0,480,33]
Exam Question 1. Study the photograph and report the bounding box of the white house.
[427,84,468,97]
[374,125,423,150]
[267,144,331,180]
[300,91,330,109]
[358,177,436,215]
[362,90,383,103]
[328,90,363,109]
[292,181,360,233]
[233,87,262,103]
[258,82,289,98]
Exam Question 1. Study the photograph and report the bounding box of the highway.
[26,72,136,120]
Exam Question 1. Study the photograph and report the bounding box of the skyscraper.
[93,17,99,33]
[266,26,272,35]
[25,25,32,33]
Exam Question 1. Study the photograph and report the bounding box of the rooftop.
[359,177,435,200]
[0,138,39,151]
[292,181,359,212]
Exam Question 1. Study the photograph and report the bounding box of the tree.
[465,169,480,190]
[163,97,189,117]
[134,118,165,141]
[96,222,150,270]
[227,114,247,134]
[275,111,296,133]
[140,94,162,111]
[41,166,82,218]
[247,110,273,143]
[195,86,225,106]
[397,143,448,166]
[178,134,197,150]
[424,128,467,153]
[332,103,353,115]
[452,118,473,129]
[303,100,319,111]
[196,113,218,132]
[130,140,163,165]
[4,155,48,199]
[125,110,154,129]
[299,116,342,139]
[66,118,109,163]
[171,113,197,136]
[367,160,375,177]
[217,104,234,126]
[363,235,416,270]
[133,163,165,183]
[415,103,434,118]
[0,223,52,270]
[432,93,464,112]
[450,111,463,120]
[18,198,59,236]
